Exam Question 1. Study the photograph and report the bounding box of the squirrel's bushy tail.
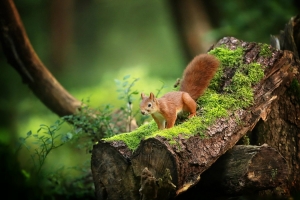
[179,54,220,100]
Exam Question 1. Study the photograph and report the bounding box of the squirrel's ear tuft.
[149,92,155,100]
[141,93,146,99]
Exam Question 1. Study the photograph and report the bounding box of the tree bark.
[278,15,300,59]
[50,0,74,70]
[251,14,300,195]
[176,144,289,199]
[168,0,214,60]
[91,37,298,199]
[0,0,81,116]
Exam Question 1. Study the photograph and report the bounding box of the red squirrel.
[140,54,220,130]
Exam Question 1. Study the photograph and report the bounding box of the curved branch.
[0,0,81,116]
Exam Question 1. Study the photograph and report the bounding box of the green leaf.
[45,138,52,144]
[105,104,112,109]
[61,132,73,143]
[19,137,25,142]
[21,169,30,179]
[75,128,82,134]
[114,79,121,85]
[67,132,73,139]
[123,74,131,80]
[122,81,128,87]
[27,130,32,136]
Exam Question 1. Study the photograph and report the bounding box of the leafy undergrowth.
[105,44,267,150]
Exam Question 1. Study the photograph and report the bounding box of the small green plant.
[61,75,144,143]
[115,75,140,132]
[115,75,139,104]
[15,74,146,198]
[46,164,95,199]
[114,75,168,128]
[63,99,116,142]
[17,119,71,176]
[155,81,168,97]
[242,135,250,145]
[16,120,95,198]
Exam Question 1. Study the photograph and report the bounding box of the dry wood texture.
[91,37,298,200]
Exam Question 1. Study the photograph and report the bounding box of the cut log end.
[91,141,139,199]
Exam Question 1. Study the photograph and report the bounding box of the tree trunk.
[251,14,300,195]
[91,37,298,199]
[50,0,74,70]
[0,0,81,116]
[168,0,214,60]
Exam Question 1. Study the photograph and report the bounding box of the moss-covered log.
[91,37,298,200]
[176,144,288,199]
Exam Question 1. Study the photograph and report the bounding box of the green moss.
[104,46,266,150]
[105,121,158,150]
[208,46,244,90]
[259,43,273,58]
[288,79,300,100]
[104,115,209,150]
[209,47,264,109]
[248,62,264,83]
[209,46,243,67]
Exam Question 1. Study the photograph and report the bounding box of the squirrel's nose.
[141,111,145,115]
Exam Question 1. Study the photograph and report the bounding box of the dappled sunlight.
[71,64,179,109]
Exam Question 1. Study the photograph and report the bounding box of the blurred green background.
[0,0,298,198]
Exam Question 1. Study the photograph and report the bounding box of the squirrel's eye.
[147,103,152,107]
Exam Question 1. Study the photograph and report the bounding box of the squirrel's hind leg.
[182,93,197,118]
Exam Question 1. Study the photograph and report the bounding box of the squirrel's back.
[180,54,219,100]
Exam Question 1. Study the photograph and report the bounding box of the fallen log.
[91,37,298,199]
[176,144,288,199]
